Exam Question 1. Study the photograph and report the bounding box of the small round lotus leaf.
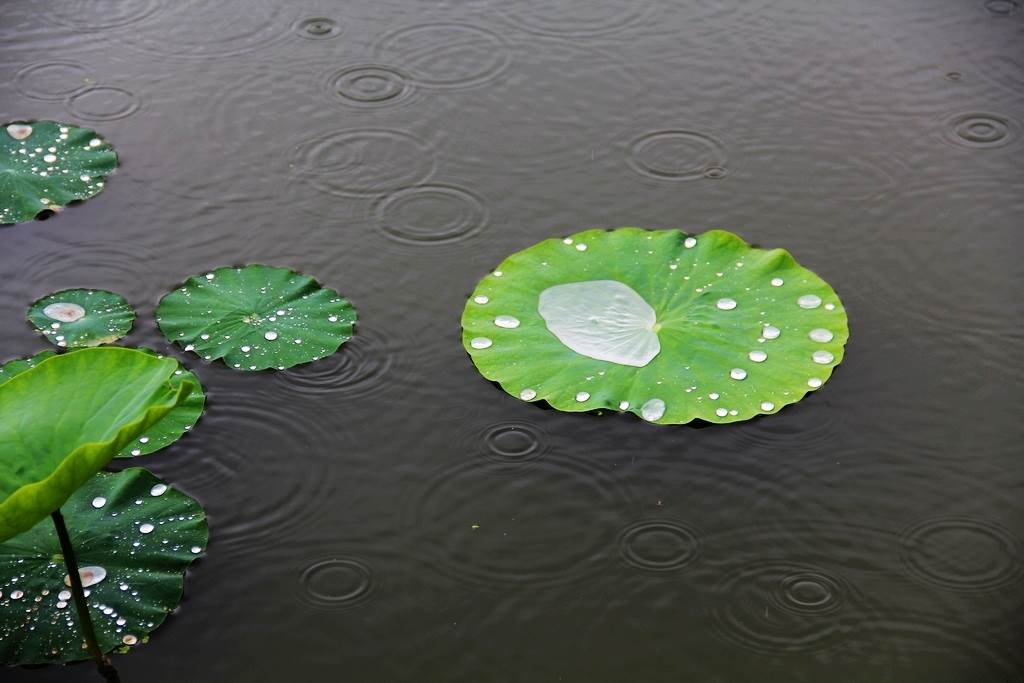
[27,288,135,348]
[0,468,208,665]
[0,348,203,458]
[1,120,117,225]
[461,228,849,425]
[0,348,194,542]
[156,264,357,371]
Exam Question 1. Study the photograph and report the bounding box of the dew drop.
[762,325,781,340]
[716,298,737,310]
[684,237,697,248]
[122,635,138,646]
[240,345,251,353]
[91,497,107,509]
[760,401,775,411]
[57,600,68,609]
[641,398,666,422]
[494,315,520,329]
[575,243,588,251]
[619,401,630,410]
[43,153,57,163]
[709,392,719,400]
[474,295,489,304]
[58,590,71,601]
[138,436,149,444]
[812,350,834,364]
[575,391,591,402]
[80,174,91,182]
[191,546,202,554]
[798,294,822,309]
[150,484,167,497]
[808,378,823,388]
[205,273,215,280]
[748,350,767,362]
[264,331,278,341]
[6,123,32,140]
[519,388,537,401]
[89,138,102,147]
[470,337,492,349]
[771,277,784,287]
[10,590,24,600]
[43,302,86,323]
[715,407,728,417]
[66,566,106,588]
[809,328,834,343]
[139,523,155,534]
[730,368,747,380]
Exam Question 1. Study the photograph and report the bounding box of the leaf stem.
[51,509,121,683]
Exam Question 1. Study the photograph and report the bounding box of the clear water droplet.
[575,243,587,251]
[264,331,278,340]
[240,345,251,353]
[716,298,737,310]
[798,294,822,309]
[575,391,591,402]
[91,497,107,509]
[66,566,106,588]
[619,401,630,410]
[760,401,775,411]
[474,295,489,304]
[748,350,767,362]
[494,315,520,329]
[470,337,492,349]
[730,368,747,380]
[715,407,728,417]
[58,590,71,601]
[809,328,834,343]
[762,325,781,340]
[808,378,823,388]
[641,398,666,421]
[191,546,202,554]
[519,388,537,401]
[139,523,155,534]
[770,277,784,287]
[812,350,834,364]
[122,635,138,646]
[150,484,167,497]
[684,237,697,248]
[43,302,86,322]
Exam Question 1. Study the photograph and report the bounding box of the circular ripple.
[374,184,487,245]
[983,0,1021,15]
[712,561,857,654]
[374,23,511,90]
[46,0,163,30]
[618,520,701,572]
[625,130,727,182]
[66,86,141,121]
[900,516,1023,592]
[119,0,290,59]
[294,17,342,39]
[496,0,657,37]
[326,64,413,108]
[297,557,374,610]
[479,422,547,467]
[405,456,632,588]
[291,129,436,198]
[273,327,398,399]
[15,61,94,101]
[941,112,1016,149]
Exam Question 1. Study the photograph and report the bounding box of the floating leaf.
[27,288,135,348]
[461,228,848,424]
[0,468,208,665]
[0,348,194,541]
[0,348,206,458]
[156,264,357,371]
[1,120,117,225]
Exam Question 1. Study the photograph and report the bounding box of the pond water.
[2,0,1022,680]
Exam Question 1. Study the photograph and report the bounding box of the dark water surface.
[2,0,1023,680]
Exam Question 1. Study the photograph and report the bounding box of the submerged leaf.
[156,264,357,371]
[0,348,194,542]
[0,349,205,458]
[1,120,117,225]
[27,288,135,348]
[461,228,849,424]
[0,468,208,665]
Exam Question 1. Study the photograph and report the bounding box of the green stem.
[51,509,121,683]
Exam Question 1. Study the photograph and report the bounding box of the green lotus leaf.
[27,288,135,348]
[0,467,208,665]
[1,120,117,225]
[0,348,194,542]
[0,348,206,458]
[461,228,849,425]
[156,264,357,371]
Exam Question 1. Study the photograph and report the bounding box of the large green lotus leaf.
[26,288,135,348]
[1,121,117,225]
[156,264,357,371]
[0,349,205,458]
[0,468,208,665]
[0,348,194,542]
[461,228,849,425]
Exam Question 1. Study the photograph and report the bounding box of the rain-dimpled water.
[1,0,1022,680]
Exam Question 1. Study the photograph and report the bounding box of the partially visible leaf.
[0,468,208,665]
[0,348,194,542]
[1,120,117,225]
[27,288,135,348]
